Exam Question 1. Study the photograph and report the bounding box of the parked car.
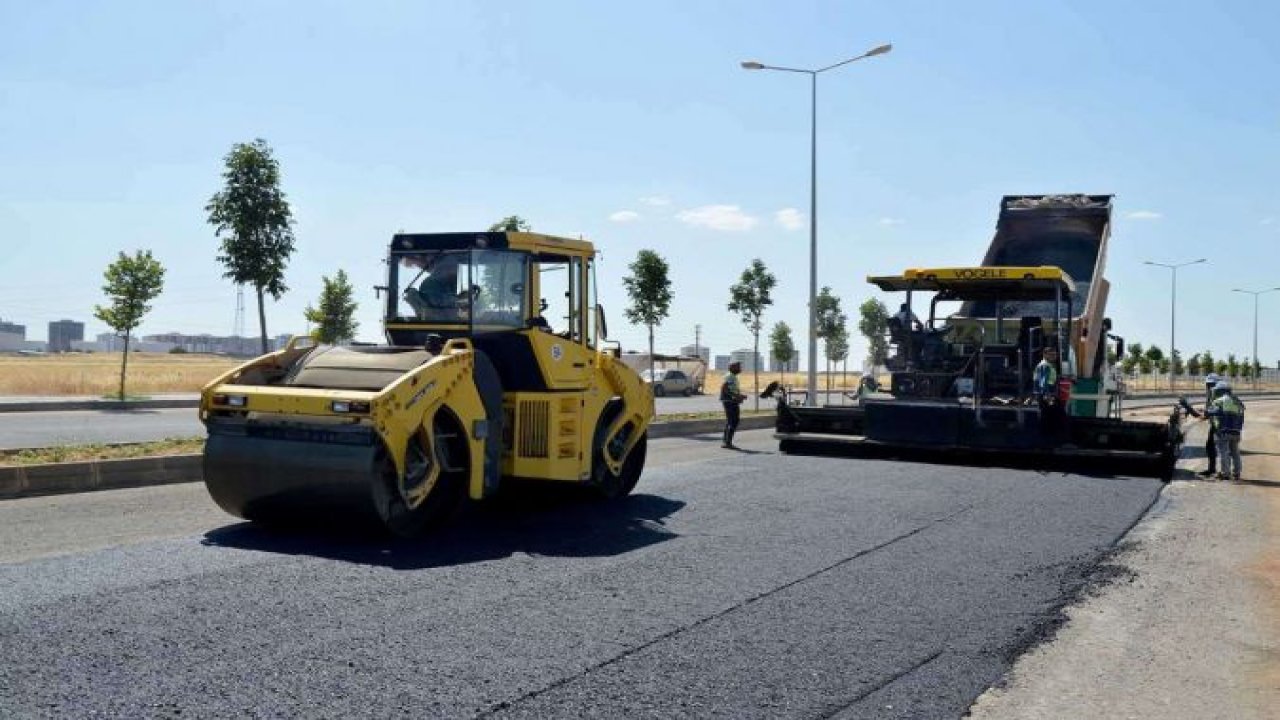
[642,368,694,397]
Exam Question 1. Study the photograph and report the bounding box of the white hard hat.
[1205,373,1220,384]
[1214,380,1232,392]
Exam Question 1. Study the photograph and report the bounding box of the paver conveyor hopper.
[200,232,652,535]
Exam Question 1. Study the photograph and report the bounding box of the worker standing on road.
[1197,373,1222,477]
[1206,380,1245,481]
[720,361,747,449]
[1033,346,1061,433]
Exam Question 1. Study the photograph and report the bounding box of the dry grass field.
[0,353,239,397]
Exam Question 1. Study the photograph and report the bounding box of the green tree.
[828,324,850,389]
[206,139,297,354]
[1201,350,1216,378]
[1186,353,1202,377]
[304,269,360,344]
[814,286,847,392]
[93,250,166,400]
[728,259,777,410]
[1226,353,1240,378]
[1121,342,1144,375]
[1143,345,1165,366]
[1171,349,1184,376]
[488,215,532,232]
[857,298,890,368]
[622,250,673,382]
[769,322,796,385]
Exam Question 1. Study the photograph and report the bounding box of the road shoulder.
[968,408,1280,719]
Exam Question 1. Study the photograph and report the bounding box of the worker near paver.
[1205,380,1245,481]
[1196,373,1222,477]
[1033,346,1061,433]
[720,361,747,449]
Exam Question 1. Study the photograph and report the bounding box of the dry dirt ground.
[969,402,1280,719]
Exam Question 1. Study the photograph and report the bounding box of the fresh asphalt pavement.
[0,428,1164,719]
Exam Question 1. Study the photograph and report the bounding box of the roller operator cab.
[775,195,1184,478]
[200,232,653,536]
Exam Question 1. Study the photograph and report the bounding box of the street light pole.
[1231,287,1280,389]
[742,43,891,405]
[1144,258,1206,390]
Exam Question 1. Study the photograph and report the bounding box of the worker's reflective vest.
[1033,361,1057,397]
[1208,395,1245,435]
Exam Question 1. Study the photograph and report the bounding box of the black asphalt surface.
[0,438,1162,719]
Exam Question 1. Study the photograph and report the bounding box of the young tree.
[207,139,297,354]
[857,298,890,369]
[828,325,850,390]
[814,287,846,392]
[93,250,166,400]
[304,269,359,344]
[1226,353,1240,378]
[728,259,777,410]
[489,215,532,232]
[1171,349,1184,377]
[1186,353,1202,377]
[1201,350,1216,378]
[623,250,673,383]
[769,322,797,385]
[1122,342,1144,375]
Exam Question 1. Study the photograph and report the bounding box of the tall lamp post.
[1144,258,1206,390]
[1231,287,1280,389]
[741,43,892,405]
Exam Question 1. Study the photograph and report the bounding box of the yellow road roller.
[200,231,652,536]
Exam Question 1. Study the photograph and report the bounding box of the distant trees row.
[1119,343,1266,378]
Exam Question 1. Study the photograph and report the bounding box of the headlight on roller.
[331,400,371,414]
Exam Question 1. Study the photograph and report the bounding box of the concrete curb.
[0,415,775,501]
[0,398,198,413]
[0,454,202,500]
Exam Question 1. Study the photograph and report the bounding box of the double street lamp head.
[739,42,892,73]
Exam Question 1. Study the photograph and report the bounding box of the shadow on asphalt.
[200,490,685,571]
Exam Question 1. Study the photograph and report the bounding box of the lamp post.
[1144,258,1206,390]
[1231,287,1280,389]
[741,43,892,405]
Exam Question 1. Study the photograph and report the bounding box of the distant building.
[47,319,84,353]
[679,344,711,364]
[0,331,44,352]
[0,319,25,338]
[769,353,800,373]
[729,348,763,372]
[713,355,731,371]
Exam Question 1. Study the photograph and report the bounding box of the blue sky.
[2,0,1278,366]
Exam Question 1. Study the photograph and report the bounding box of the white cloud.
[878,217,905,226]
[774,208,804,231]
[1262,218,1274,226]
[1125,210,1163,220]
[608,210,640,223]
[639,195,671,207]
[676,204,758,232]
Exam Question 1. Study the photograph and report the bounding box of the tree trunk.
[752,330,760,412]
[256,285,269,355]
[118,331,131,400]
[647,323,655,394]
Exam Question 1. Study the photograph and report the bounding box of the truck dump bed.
[962,194,1113,378]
